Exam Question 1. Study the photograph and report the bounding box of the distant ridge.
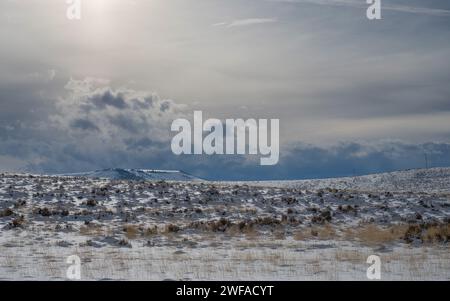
[60,168,203,181]
[238,167,450,193]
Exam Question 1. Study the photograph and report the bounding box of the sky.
[1,0,450,180]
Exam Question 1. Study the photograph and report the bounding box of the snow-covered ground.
[0,169,449,280]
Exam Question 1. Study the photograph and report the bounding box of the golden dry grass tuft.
[164,223,181,233]
[79,223,105,236]
[345,224,409,245]
[293,224,336,241]
[123,224,140,239]
[144,225,158,236]
[423,224,450,243]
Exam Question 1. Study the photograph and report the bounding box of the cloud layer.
[269,0,450,16]
[214,18,277,28]
[1,77,450,180]
[1,1,450,179]
[0,77,187,173]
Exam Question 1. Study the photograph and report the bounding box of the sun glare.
[84,0,118,17]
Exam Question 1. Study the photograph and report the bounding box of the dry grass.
[334,249,366,263]
[283,222,449,245]
[422,224,450,243]
[293,230,307,241]
[164,223,181,233]
[79,224,105,236]
[385,223,450,244]
[293,224,336,241]
[143,225,158,236]
[123,224,140,239]
[344,224,409,245]
[314,224,336,240]
[244,227,260,240]
[272,228,286,240]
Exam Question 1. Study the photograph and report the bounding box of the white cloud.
[212,22,228,27]
[26,69,57,82]
[214,18,277,28]
[268,0,450,16]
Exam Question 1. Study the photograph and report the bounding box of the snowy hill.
[236,167,450,193]
[60,168,202,181]
[57,167,450,190]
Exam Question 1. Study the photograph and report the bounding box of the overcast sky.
[1,0,450,180]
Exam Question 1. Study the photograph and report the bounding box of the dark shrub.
[166,224,180,233]
[86,199,97,207]
[0,208,14,217]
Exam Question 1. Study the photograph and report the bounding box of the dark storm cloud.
[124,137,158,150]
[91,90,128,110]
[0,84,55,126]
[175,141,450,181]
[0,77,188,173]
[131,96,156,110]
[107,114,143,134]
[70,118,99,131]
[160,100,171,112]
